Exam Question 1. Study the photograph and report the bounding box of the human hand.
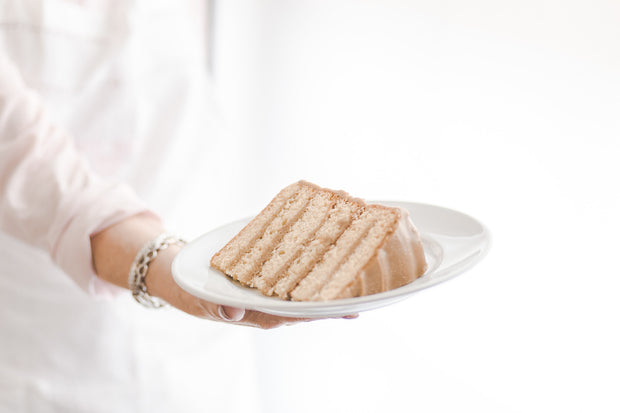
[147,244,317,329]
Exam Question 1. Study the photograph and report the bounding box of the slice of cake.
[210,181,427,301]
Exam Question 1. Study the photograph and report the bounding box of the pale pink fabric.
[0,54,149,295]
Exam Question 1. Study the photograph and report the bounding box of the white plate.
[172,201,491,318]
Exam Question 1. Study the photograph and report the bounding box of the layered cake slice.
[210,181,427,301]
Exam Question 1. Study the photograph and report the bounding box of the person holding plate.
[0,1,338,411]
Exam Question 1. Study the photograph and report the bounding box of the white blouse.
[0,1,260,411]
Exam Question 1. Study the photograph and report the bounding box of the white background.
[208,1,619,412]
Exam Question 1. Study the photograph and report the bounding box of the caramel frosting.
[336,208,427,299]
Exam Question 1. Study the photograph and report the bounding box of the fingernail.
[219,306,245,322]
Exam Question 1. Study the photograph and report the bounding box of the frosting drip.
[340,207,427,298]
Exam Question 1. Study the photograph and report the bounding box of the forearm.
[90,212,166,291]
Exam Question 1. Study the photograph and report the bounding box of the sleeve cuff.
[51,182,156,298]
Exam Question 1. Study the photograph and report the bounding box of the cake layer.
[252,191,336,292]
[289,209,382,301]
[314,208,398,301]
[227,185,314,283]
[210,181,428,302]
[272,199,359,299]
[211,183,299,271]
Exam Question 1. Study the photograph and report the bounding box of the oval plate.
[172,201,491,318]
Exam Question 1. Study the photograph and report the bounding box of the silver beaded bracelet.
[128,232,186,308]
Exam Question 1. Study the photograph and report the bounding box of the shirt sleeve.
[0,54,153,296]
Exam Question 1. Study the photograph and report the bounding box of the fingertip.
[219,305,246,322]
[342,313,359,319]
